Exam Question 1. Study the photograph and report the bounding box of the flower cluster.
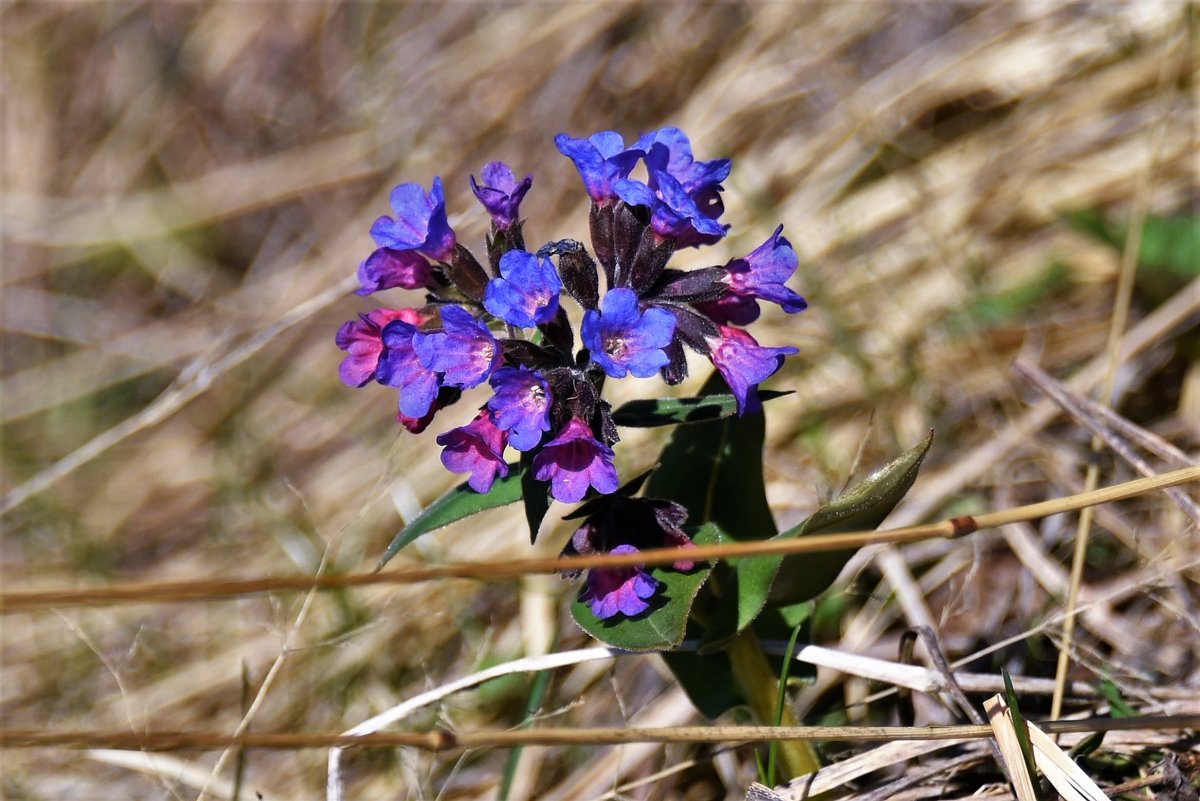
[337,129,805,618]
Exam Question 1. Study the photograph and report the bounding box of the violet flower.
[470,161,532,229]
[532,417,620,503]
[581,288,676,378]
[436,410,510,493]
[723,225,808,314]
[413,305,501,389]
[706,325,799,414]
[487,366,552,451]
[376,319,441,420]
[369,177,457,262]
[579,545,658,619]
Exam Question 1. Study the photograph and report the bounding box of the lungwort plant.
[336,128,932,778]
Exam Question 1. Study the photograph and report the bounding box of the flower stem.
[727,628,821,781]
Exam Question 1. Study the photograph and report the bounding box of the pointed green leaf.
[377,465,524,569]
[519,451,552,544]
[646,372,781,641]
[569,522,718,651]
[758,431,933,606]
[612,390,791,428]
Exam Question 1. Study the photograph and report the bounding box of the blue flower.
[555,131,643,204]
[634,127,731,196]
[376,320,442,419]
[582,288,676,378]
[470,161,532,229]
[413,305,500,389]
[724,225,808,314]
[706,324,798,414]
[436,410,510,493]
[483,250,563,328]
[369,177,457,262]
[614,169,727,248]
[355,247,438,295]
[487,366,553,451]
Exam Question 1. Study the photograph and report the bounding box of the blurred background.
[2,2,1196,799]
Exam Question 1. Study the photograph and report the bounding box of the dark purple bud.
[538,305,575,360]
[648,268,728,304]
[356,248,439,296]
[659,339,689,386]
[659,303,720,353]
[436,410,510,493]
[625,228,676,296]
[369,177,457,263]
[545,368,599,431]
[611,202,648,288]
[447,244,490,302]
[501,339,561,372]
[695,292,761,326]
[469,161,532,229]
[552,242,600,310]
[588,202,616,286]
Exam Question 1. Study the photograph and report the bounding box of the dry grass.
[2,2,1198,800]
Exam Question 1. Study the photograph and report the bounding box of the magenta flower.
[369,177,457,262]
[580,545,659,619]
[336,308,428,387]
[355,248,439,295]
[436,410,510,493]
[414,305,501,389]
[707,325,798,415]
[470,161,532,229]
[532,417,620,503]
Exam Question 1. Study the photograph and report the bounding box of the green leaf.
[568,522,718,651]
[646,372,781,641]
[519,451,551,544]
[377,466,524,569]
[1064,209,1200,278]
[1003,668,1045,801]
[661,648,740,720]
[764,431,934,606]
[612,390,791,428]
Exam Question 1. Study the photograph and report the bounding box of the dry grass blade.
[3,466,1197,612]
[985,694,1040,801]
